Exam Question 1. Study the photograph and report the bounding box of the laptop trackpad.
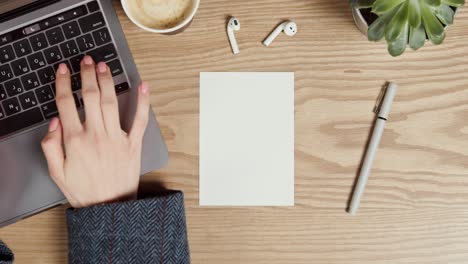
[0,124,65,226]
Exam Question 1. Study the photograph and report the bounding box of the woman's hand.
[41,55,150,208]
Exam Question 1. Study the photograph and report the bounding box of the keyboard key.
[27,52,47,70]
[0,107,44,138]
[44,46,63,64]
[35,85,54,103]
[108,59,123,76]
[0,45,15,63]
[19,91,39,110]
[0,84,6,101]
[11,58,30,76]
[37,66,56,85]
[30,33,48,51]
[79,12,105,33]
[0,34,12,46]
[92,28,111,46]
[45,27,65,45]
[4,79,24,96]
[0,106,4,119]
[73,93,81,107]
[60,39,79,58]
[23,24,41,35]
[88,43,117,62]
[62,21,81,39]
[87,1,99,12]
[115,82,129,94]
[76,34,95,52]
[41,101,58,119]
[0,64,13,82]
[70,54,84,72]
[71,74,81,91]
[21,72,40,91]
[2,97,21,115]
[13,39,32,57]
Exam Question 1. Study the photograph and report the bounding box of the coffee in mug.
[123,0,195,30]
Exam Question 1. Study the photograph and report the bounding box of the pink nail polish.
[141,82,149,95]
[98,62,107,73]
[48,118,59,132]
[83,55,93,65]
[58,63,68,74]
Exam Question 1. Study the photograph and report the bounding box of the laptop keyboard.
[0,1,130,139]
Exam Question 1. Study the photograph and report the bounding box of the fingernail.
[58,63,68,74]
[141,82,149,95]
[97,62,107,73]
[48,118,59,132]
[83,55,93,65]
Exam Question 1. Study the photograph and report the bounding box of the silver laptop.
[0,0,169,227]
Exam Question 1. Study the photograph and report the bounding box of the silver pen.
[348,82,398,215]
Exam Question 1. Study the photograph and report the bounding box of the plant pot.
[351,7,372,36]
[352,7,456,38]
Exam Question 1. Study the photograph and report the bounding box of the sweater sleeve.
[66,191,189,264]
[0,241,13,264]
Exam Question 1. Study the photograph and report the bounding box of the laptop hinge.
[0,0,60,23]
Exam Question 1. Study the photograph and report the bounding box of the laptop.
[0,0,169,227]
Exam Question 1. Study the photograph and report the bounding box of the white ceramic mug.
[121,0,201,34]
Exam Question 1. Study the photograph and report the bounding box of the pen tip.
[387,81,398,91]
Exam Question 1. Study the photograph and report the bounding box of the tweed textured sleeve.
[66,191,189,264]
[0,241,13,264]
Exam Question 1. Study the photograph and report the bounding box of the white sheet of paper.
[199,72,294,206]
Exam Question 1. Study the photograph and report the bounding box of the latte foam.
[125,0,192,29]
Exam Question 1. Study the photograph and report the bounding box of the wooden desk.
[1,0,468,263]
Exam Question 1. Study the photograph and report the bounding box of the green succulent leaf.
[388,24,409,56]
[368,16,388,41]
[435,4,455,24]
[363,0,464,56]
[368,4,401,41]
[409,23,426,50]
[427,27,446,44]
[372,0,405,15]
[385,1,409,42]
[408,0,422,27]
[421,2,446,44]
[425,0,443,6]
[350,0,376,8]
[442,0,464,6]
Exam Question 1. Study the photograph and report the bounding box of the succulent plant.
[350,0,465,56]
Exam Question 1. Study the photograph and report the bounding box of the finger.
[41,118,80,207]
[129,82,150,144]
[41,117,65,184]
[55,63,82,135]
[80,55,104,131]
[96,62,120,136]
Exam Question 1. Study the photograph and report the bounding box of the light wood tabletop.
[1,0,468,263]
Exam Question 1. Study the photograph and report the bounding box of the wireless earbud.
[227,17,240,54]
[263,21,297,47]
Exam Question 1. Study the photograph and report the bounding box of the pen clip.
[373,83,388,114]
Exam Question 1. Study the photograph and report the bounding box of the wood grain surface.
[1,0,468,263]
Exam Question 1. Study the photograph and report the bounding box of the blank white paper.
[199,72,294,206]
